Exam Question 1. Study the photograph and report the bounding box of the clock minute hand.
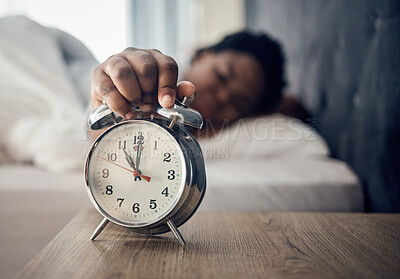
[135,138,143,170]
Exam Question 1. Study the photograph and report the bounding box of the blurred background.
[0,0,399,207]
[0,0,245,64]
[0,0,398,208]
[2,0,397,212]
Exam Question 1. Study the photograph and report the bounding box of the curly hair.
[194,31,286,114]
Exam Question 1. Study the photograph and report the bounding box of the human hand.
[91,48,195,119]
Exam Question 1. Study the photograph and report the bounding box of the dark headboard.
[246,0,400,212]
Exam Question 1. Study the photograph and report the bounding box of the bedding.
[0,16,97,170]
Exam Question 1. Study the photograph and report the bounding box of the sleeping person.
[91,31,310,139]
[90,31,327,160]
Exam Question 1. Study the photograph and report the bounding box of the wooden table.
[16,210,400,279]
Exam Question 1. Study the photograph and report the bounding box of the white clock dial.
[87,120,186,226]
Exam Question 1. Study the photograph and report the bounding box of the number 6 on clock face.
[86,120,187,227]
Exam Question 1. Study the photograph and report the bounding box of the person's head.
[184,31,286,128]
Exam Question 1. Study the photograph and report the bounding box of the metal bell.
[155,96,203,129]
[88,97,203,130]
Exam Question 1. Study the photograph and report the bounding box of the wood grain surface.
[16,210,400,279]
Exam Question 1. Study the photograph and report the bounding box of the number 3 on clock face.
[86,120,187,227]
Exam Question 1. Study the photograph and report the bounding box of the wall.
[195,0,245,47]
[246,0,400,212]
[127,0,245,66]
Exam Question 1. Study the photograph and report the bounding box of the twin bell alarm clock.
[84,97,206,246]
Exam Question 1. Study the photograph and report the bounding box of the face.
[183,50,264,129]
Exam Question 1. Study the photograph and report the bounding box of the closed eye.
[214,67,228,84]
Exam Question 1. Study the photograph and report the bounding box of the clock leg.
[90,218,110,241]
[166,219,186,247]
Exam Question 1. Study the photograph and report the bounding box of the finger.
[91,67,105,109]
[91,89,103,109]
[148,50,178,108]
[121,49,158,95]
[92,67,135,119]
[140,92,157,112]
[103,56,142,106]
[177,81,196,104]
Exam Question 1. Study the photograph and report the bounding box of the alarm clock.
[84,97,206,246]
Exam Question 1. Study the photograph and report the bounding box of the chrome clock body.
[84,98,206,246]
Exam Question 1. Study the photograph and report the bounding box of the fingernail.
[141,104,153,112]
[162,94,173,106]
[125,111,135,119]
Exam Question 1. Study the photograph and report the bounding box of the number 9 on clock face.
[86,120,187,227]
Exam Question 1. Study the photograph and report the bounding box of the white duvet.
[0,16,97,171]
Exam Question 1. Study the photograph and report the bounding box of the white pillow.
[198,114,329,160]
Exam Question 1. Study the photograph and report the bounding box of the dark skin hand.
[90,47,195,139]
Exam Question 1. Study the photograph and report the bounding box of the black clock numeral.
[149,199,157,209]
[102,168,109,178]
[138,134,144,144]
[154,140,158,150]
[118,140,126,149]
[134,134,144,145]
[167,170,175,180]
[107,153,117,162]
[105,185,113,195]
[162,187,169,197]
[163,153,171,162]
[132,203,140,213]
[117,198,124,207]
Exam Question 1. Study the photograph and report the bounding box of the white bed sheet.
[202,157,363,212]
[0,156,364,212]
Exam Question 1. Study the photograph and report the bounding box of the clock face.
[86,120,186,227]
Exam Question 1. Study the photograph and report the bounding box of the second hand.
[97,156,151,182]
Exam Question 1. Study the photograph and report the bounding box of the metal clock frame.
[85,118,206,246]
